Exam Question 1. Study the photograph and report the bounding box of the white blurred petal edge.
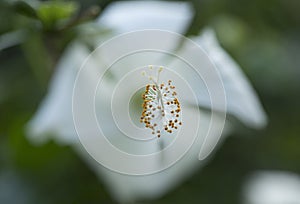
[243,171,300,204]
[97,1,193,34]
[194,29,267,128]
[26,42,89,144]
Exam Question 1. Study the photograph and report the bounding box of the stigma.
[140,66,182,138]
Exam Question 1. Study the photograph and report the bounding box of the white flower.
[243,171,300,204]
[26,1,267,203]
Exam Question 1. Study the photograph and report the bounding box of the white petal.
[97,1,193,34]
[191,29,267,128]
[26,43,88,144]
[74,110,232,203]
[244,171,300,204]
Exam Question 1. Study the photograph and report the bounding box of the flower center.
[140,66,182,138]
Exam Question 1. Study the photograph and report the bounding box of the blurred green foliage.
[0,0,300,203]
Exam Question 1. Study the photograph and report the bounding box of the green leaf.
[12,1,38,19]
[21,29,52,87]
[37,1,79,29]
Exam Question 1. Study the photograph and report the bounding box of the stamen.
[140,66,182,138]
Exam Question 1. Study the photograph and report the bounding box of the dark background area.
[0,0,299,203]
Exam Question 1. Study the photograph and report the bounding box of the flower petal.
[26,42,102,144]
[73,109,232,203]
[177,29,267,128]
[97,1,193,34]
[244,171,300,204]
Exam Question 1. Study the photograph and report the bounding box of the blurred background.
[0,0,299,203]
